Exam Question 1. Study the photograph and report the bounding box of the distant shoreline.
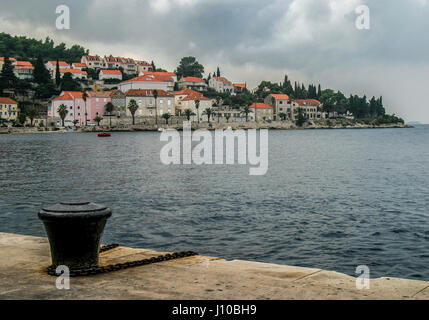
[0,121,413,135]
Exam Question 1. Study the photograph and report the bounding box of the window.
[70,106,73,110]
[96,112,99,115]
[96,98,99,102]
[70,113,73,116]
[78,106,81,110]
[104,98,107,102]
[168,100,171,106]
[78,113,81,116]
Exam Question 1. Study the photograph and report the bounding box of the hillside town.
[0,37,403,130]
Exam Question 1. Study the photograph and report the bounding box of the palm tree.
[162,112,171,125]
[225,113,231,123]
[82,91,88,127]
[94,116,103,126]
[242,105,251,122]
[72,119,79,127]
[203,108,213,124]
[195,100,200,123]
[104,102,115,127]
[57,104,68,127]
[153,89,159,125]
[128,99,138,125]
[184,109,195,121]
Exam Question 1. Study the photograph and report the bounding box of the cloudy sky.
[0,0,428,122]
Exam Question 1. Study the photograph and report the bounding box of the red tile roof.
[233,83,246,88]
[83,55,102,61]
[16,61,33,66]
[86,91,114,98]
[120,74,172,84]
[173,88,201,96]
[60,69,87,75]
[182,76,205,82]
[48,61,69,66]
[0,57,16,61]
[0,97,17,104]
[249,103,272,109]
[270,94,290,100]
[294,99,321,106]
[213,76,232,84]
[100,69,122,75]
[72,63,87,68]
[125,89,173,97]
[173,88,210,101]
[52,91,83,101]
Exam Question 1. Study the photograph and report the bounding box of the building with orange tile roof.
[118,74,174,92]
[0,97,18,121]
[99,69,123,81]
[209,76,234,93]
[248,102,273,121]
[173,88,212,118]
[264,93,291,120]
[125,89,175,118]
[178,76,207,91]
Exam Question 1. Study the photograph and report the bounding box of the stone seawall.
[0,232,428,300]
[0,121,412,135]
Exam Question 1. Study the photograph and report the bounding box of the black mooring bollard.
[38,201,112,269]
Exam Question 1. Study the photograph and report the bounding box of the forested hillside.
[0,32,88,62]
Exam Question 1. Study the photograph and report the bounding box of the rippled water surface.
[1,126,429,280]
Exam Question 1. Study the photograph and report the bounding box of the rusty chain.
[46,243,198,277]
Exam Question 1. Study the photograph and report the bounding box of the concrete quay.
[0,232,428,300]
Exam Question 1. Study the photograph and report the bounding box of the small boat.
[98,132,111,137]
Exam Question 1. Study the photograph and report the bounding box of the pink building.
[50,91,85,126]
[85,91,113,124]
[50,91,113,126]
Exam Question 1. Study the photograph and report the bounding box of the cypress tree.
[33,54,51,84]
[55,58,61,86]
[0,56,17,94]
[216,67,220,77]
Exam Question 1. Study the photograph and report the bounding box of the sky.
[0,0,428,122]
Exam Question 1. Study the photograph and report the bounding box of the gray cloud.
[0,0,428,122]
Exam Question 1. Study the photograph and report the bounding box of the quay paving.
[1,232,429,300]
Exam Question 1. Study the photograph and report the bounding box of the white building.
[209,76,234,93]
[99,69,123,81]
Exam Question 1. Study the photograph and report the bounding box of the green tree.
[72,119,79,127]
[82,91,88,126]
[17,111,27,125]
[55,58,61,87]
[104,102,115,126]
[153,90,158,125]
[175,56,205,79]
[61,73,80,91]
[33,54,51,84]
[279,112,287,121]
[203,108,213,124]
[128,99,138,125]
[216,67,220,77]
[162,112,171,125]
[0,56,17,94]
[296,108,306,127]
[94,115,103,126]
[195,99,200,124]
[26,107,39,127]
[225,113,231,123]
[241,105,251,122]
[57,104,68,126]
[183,109,195,121]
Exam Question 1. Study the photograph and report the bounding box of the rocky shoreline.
[0,121,412,134]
